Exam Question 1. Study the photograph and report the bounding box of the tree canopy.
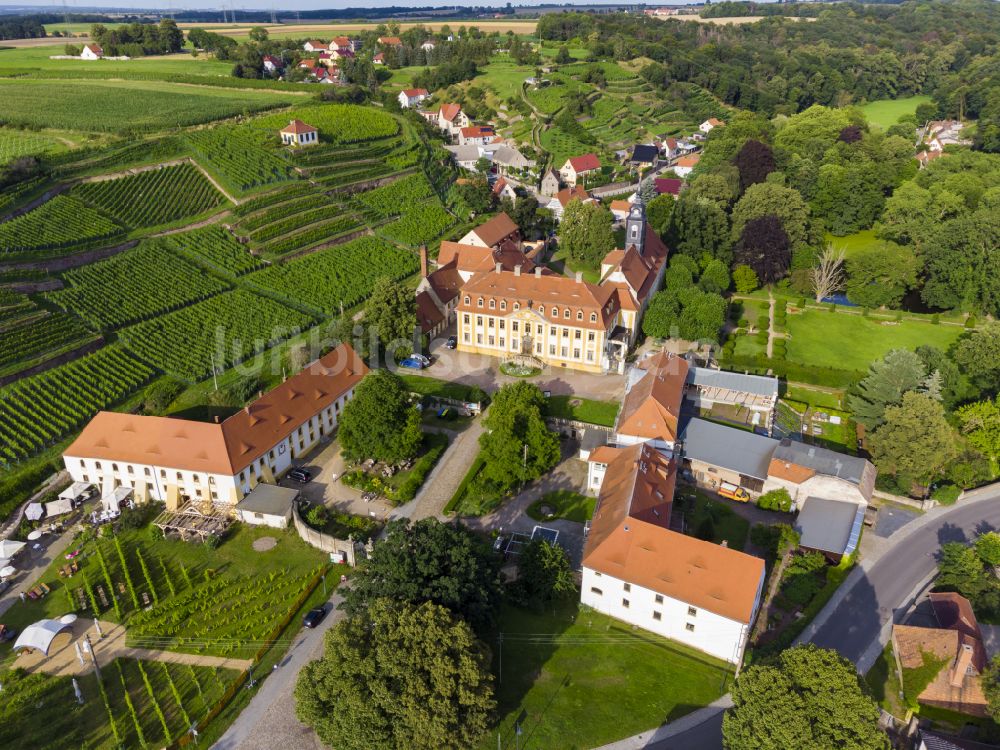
[365,276,417,351]
[868,392,958,483]
[338,369,422,463]
[558,199,616,269]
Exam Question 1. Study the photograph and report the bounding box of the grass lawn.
[824,229,907,256]
[477,60,535,100]
[486,601,733,750]
[782,383,845,410]
[546,394,619,427]
[860,95,931,129]
[917,704,1000,741]
[734,331,767,358]
[548,245,601,284]
[400,372,488,404]
[784,309,964,373]
[526,490,596,523]
[0,44,234,77]
[864,644,906,717]
[675,489,750,551]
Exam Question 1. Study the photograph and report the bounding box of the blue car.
[400,357,425,370]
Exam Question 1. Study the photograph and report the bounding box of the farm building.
[81,43,103,60]
[235,484,297,529]
[62,345,367,509]
[280,120,319,147]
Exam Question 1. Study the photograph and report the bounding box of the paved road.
[211,592,345,750]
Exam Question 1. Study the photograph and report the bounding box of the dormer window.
[563,309,570,319]
[551,307,558,317]
[576,311,583,321]
[513,302,520,310]
[500,300,507,310]
[477,297,484,308]
[489,299,496,309]
[464,295,470,305]
[590,313,597,322]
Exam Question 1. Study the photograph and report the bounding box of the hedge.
[719,354,865,389]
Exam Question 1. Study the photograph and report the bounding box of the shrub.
[932,313,940,325]
[931,484,961,505]
[738,318,749,329]
[305,504,329,528]
[757,488,793,513]
[782,570,822,606]
[203,535,220,550]
[797,297,807,308]
[966,315,978,329]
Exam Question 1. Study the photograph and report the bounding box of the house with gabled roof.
[540,168,561,197]
[613,351,688,450]
[81,43,104,60]
[459,211,520,249]
[436,102,470,137]
[581,441,766,664]
[700,117,724,134]
[377,36,403,47]
[546,184,596,220]
[492,177,518,202]
[459,125,496,146]
[63,345,367,509]
[303,40,326,52]
[398,88,430,109]
[262,55,282,73]
[559,154,601,186]
[673,153,701,178]
[279,119,319,147]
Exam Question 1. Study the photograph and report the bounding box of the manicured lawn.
[860,95,931,129]
[548,247,602,284]
[526,490,596,523]
[824,228,906,254]
[486,601,733,750]
[782,383,845,410]
[784,309,964,372]
[734,331,766,358]
[399,372,488,404]
[674,489,750,551]
[546,394,619,427]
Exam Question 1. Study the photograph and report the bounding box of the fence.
[291,502,358,566]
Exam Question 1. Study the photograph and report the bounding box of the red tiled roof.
[676,154,701,168]
[439,102,462,122]
[402,88,429,97]
[378,36,402,46]
[460,125,495,138]
[616,351,688,443]
[415,290,444,333]
[554,185,592,208]
[654,178,682,195]
[567,153,601,173]
[467,212,518,247]
[426,265,463,305]
[280,119,318,135]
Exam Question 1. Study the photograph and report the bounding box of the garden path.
[765,291,776,359]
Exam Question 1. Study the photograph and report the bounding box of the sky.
[3,1,705,13]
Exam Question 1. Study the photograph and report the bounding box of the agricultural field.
[356,172,435,218]
[0,311,98,377]
[256,214,360,258]
[381,200,454,245]
[186,124,294,194]
[860,95,932,129]
[119,289,314,379]
[0,78,299,133]
[0,127,70,162]
[163,225,267,278]
[252,104,398,144]
[0,42,234,76]
[0,194,124,256]
[45,241,231,328]
[73,163,226,228]
[0,345,155,466]
[247,236,419,314]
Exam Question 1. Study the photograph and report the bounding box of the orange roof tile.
[280,119,317,135]
[767,458,816,484]
[467,212,519,247]
[616,352,688,443]
[554,185,592,208]
[676,154,701,168]
[439,102,462,122]
[402,88,429,97]
[415,290,444,333]
[566,153,601,173]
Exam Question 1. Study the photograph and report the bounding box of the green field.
[0,126,70,161]
[825,229,904,258]
[860,95,931,129]
[785,309,964,372]
[487,601,732,749]
[0,78,298,133]
[0,43,233,76]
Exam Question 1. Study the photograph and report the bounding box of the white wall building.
[398,88,430,108]
[63,345,367,509]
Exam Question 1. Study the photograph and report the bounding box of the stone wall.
[291,502,358,566]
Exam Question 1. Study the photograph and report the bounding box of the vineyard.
[230,182,315,217]
[0,194,124,256]
[247,203,348,244]
[162,226,266,278]
[46,241,231,328]
[0,311,98,377]
[119,290,314,379]
[0,345,155,465]
[252,104,398,144]
[247,236,418,314]
[0,127,69,162]
[73,163,225,229]
[256,215,360,258]
[381,200,454,246]
[186,125,294,195]
[355,172,435,219]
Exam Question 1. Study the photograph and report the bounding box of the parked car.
[302,606,327,628]
[411,353,431,366]
[400,357,426,370]
[446,336,457,350]
[287,468,312,483]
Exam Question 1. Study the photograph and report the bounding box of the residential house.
[493,177,518,202]
[459,211,520,249]
[609,199,632,222]
[917,730,999,750]
[459,125,497,146]
[445,144,485,171]
[630,144,659,170]
[298,59,316,69]
[81,43,104,60]
[660,137,680,159]
[329,36,355,52]
[559,154,602,186]
[892,593,990,717]
[331,48,354,61]
[262,55,282,73]
[540,169,561,197]
[765,439,876,510]
[437,103,470,138]
[279,120,319,147]
[700,118,724,134]
[581,442,766,664]
[491,145,535,177]
[377,36,403,48]
[546,185,595,221]
[421,40,436,51]
[303,40,326,52]
[398,88,430,109]
[316,51,333,66]
[678,416,778,495]
[673,154,701,178]
[63,345,367,508]
[372,52,385,65]
[612,351,688,452]
[654,177,683,197]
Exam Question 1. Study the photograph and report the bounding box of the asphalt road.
[642,487,1000,750]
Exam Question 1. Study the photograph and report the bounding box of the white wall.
[580,567,760,664]
[237,509,290,529]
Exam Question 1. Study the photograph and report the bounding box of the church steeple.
[626,190,647,256]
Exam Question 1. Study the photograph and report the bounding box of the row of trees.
[90,20,183,57]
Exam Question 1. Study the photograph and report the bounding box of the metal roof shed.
[795,496,865,559]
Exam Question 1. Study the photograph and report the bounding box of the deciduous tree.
[845,244,919,308]
[732,264,759,294]
[732,139,776,193]
[958,398,1000,460]
[733,214,791,284]
[810,244,846,303]
[953,323,1000,393]
[365,277,417,351]
[869,392,958,482]
[479,382,561,494]
[508,539,576,610]
[559,199,616,269]
[338,369,422,463]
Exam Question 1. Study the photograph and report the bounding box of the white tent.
[12,618,74,655]
[0,539,26,560]
[101,486,133,513]
[44,496,74,518]
[59,482,93,504]
[24,503,45,521]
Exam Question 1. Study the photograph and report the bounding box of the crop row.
[235,192,323,233]
[231,182,315,217]
[187,125,293,194]
[252,103,398,144]
[73,163,225,229]
[317,163,399,190]
[0,195,124,255]
[0,311,96,375]
[163,226,266,278]
[289,137,405,167]
[119,289,313,380]
[356,172,434,218]
[46,240,230,328]
[0,345,155,465]
[381,201,454,246]
[258,215,360,258]
[248,236,418,314]
[249,203,348,243]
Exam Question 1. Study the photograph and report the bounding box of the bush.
[738,318,749,329]
[757,488,793,512]
[305,504,329,528]
[932,313,940,325]
[782,570,822,606]
[966,315,978,329]
[797,297,807,308]
[931,483,961,505]
[203,535,220,550]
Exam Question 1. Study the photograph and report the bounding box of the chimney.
[419,245,428,279]
[535,267,542,278]
[514,264,521,277]
[496,262,502,274]
[575,271,583,283]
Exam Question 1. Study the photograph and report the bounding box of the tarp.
[12,619,74,655]
[24,503,45,521]
[0,539,26,559]
[101,486,133,513]
[44,497,74,518]
[58,482,93,503]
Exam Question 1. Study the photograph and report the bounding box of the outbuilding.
[235,484,297,529]
[280,120,319,147]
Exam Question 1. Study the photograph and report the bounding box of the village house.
[436,103,470,138]
[660,137,680,159]
[540,169,561,197]
[377,36,403,48]
[279,120,319,147]
[654,177,683,197]
[629,144,659,170]
[303,40,326,53]
[445,144,484,171]
[700,117,724,134]
[492,177,518,202]
[262,55,282,73]
[673,153,701,178]
[421,40,436,51]
[372,52,385,65]
[491,145,535,177]
[459,125,497,146]
[329,36,358,52]
[398,88,430,109]
[62,345,367,508]
[298,59,315,69]
[546,185,596,221]
[609,199,632,223]
[459,211,521,249]
[81,43,104,60]
[330,48,354,61]
[580,442,766,664]
[559,154,601,186]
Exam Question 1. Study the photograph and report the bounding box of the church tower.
[625,193,646,256]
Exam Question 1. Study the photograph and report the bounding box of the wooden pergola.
[152,504,232,542]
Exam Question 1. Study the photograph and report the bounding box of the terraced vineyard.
[119,290,313,379]
[253,104,398,144]
[0,345,155,465]
[381,200,454,246]
[0,311,98,377]
[247,236,418,314]
[73,163,225,229]
[186,125,293,194]
[0,195,124,256]
[0,127,69,162]
[356,172,435,219]
[163,226,266,278]
[230,181,315,217]
[258,215,360,258]
[46,241,230,328]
